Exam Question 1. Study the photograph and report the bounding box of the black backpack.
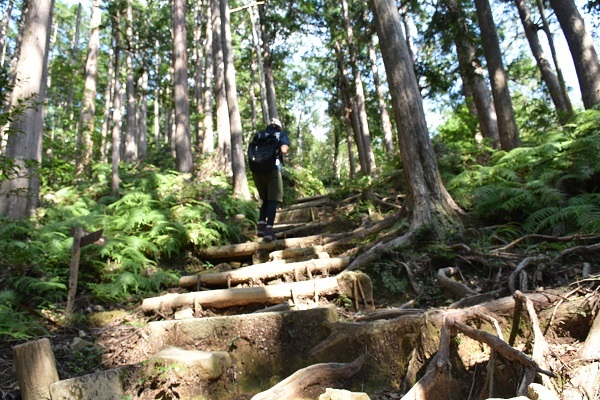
[247,131,280,173]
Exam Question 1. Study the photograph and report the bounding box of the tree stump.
[13,338,59,400]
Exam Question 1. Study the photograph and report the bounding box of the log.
[250,354,366,400]
[144,271,371,314]
[198,234,340,261]
[179,257,351,288]
[13,338,60,400]
[269,245,328,261]
[275,207,319,224]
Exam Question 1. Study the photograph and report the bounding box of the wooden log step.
[198,234,341,261]
[143,271,371,315]
[274,207,319,224]
[269,246,325,261]
[179,256,350,289]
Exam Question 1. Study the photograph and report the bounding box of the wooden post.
[13,338,59,400]
[66,226,83,314]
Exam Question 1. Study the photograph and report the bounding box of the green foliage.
[0,291,47,340]
[448,109,600,235]
[281,165,327,204]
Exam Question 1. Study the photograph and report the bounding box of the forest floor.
[0,193,598,399]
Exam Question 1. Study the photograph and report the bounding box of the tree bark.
[110,14,122,196]
[0,0,53,219]
[249,5,269,126]
[549,0,600,109]
[211,0,231,171]
[221,0,250,200]
[258,4,278,119]
[76,0,101,177]
[202,2,215,154]
[341,0,375,175]
[370,0,461,242]
[124,0,137,164]
[446,0,500,147]
[172,0,193,173]
[515,0,572,122]
[13,338,59,400]
[474,0,520,151]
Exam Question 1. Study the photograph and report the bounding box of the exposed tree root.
[250,355,367,400]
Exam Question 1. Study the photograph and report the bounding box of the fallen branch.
[250,354,367,400]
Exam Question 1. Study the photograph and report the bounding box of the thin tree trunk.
[76,0,101,177]
[367,32,395,157]
[211,0,231,171]
[474,0,520,151]
[0,0,13,67]
[0,0,53,219]
[535,0,573,118]
[515,0,572,122]
[220,0,250,199]
[172,0,193,173]
[111,18,122,196]
[340,0,375,175]
[138,69,148,159]
[202,3,214,154]
[258,4,278,119]
[124,0,137,163]
[549,0,600,109]
[250,4,269,125]
[193,1,204,149]
[100,48,113,163]
[446,0,499,147]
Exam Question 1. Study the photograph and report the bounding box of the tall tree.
[201,2,214,154]
[549,0,600,109]
[220,0,250,199]
[474,0,520,151]
[257,4,278,119]
[515,0,572,121]
[445,0,499,147]
[172,0,193,173]
[124,0,137,163]
[110,11,122,196]
[0,0,54,219]
[340,0,375,175]
[249,4,268,125]
[369,0,461,242]
[76,0,101,177]
[211,0,231,171]
[0,0,13,66]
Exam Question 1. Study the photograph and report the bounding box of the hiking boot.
[263,226,276,242]
[257,221,267,237]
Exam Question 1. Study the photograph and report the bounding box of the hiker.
[249,117,291,242]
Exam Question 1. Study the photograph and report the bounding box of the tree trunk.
[202,3,214,154]
[110,16,122,196]
[100,48,113,163]
[124,0,137,164]
[367,32,395,157]
[249,5,269,125]
[535,0,573,119]
[258,4,278,119]
[0,0,13,67]
[515,0,572,122]
[549,0,600,109]
[76,0,101,177]
[172,0,193,173]
[0,0,53,219]
[474,0,520,151]
[370,0,461,240]
[211,0,231,171]
[220,0,250,200]
[340,0,375,175]
[446,0,500,147]
[13,338,59,400]
[138,69,148,160]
